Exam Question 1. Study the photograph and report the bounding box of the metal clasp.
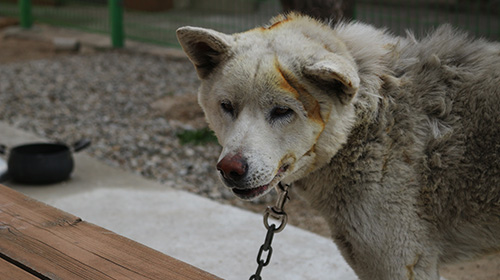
[263,182,290,233]
[250,182,292,279]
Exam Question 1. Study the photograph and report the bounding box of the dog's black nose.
[217,153,248,186]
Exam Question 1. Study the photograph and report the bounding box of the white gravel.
[0,51,241,201]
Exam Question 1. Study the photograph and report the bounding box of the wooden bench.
[0,184,221,280]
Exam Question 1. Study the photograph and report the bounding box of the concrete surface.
[3,24,189,60]
[0,121,356,279]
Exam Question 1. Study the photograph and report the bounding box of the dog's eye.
[221,101,235,116]
[270,106,293,120]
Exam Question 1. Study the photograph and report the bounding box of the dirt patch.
[151,94,207,129]
[0,35,62,64]
[0,29,70,64]
[1,25,498,280]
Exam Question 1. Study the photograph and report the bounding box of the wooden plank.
[0,258,40,280]
[0,184,221,280]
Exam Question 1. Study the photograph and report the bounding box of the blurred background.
[1,0,498,48]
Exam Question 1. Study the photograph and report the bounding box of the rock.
[52,37,80,52]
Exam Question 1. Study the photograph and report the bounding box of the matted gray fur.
[177,13,500,279]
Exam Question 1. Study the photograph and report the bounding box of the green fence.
[0,0,498,48]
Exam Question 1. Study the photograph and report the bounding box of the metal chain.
[249,182,290,280]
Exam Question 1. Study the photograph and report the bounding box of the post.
[109,0,124,48]
[19,0,33,29]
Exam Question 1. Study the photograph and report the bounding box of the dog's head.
[177,14,360,200]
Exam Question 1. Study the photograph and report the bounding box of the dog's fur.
[177,13,500,279]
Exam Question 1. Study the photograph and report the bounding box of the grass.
[176,127,218,146]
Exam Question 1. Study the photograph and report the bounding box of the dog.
[177,13,500,280]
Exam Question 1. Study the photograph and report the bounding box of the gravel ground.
[0,50,236,199]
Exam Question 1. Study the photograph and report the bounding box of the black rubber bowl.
[8,143,75,184]
[0,139,91,185]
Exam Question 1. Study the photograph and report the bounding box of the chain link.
[249,224,276,280]
[249,183,290,280]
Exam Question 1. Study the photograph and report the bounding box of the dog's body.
[177,14,500,279]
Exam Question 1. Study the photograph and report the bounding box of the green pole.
[109,0,124,48]
[19,0,33,29]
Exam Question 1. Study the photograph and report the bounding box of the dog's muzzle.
[216,152,249,189]
[217,152,289,200]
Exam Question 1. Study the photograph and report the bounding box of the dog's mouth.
[232,165,289,200]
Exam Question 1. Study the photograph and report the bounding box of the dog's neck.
[293,23,403,213]
[293,100,387,219]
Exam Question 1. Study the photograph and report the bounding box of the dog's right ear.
[303,54,360,105]
[176,26,234,79]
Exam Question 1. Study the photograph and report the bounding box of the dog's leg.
[324,190,441,280]
[333,228,440,280]
[403,253,440,280]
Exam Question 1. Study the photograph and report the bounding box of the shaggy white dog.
[177,13,500,279]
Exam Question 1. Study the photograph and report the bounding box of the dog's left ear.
[176,26,234,79]
[303,54,360,104]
